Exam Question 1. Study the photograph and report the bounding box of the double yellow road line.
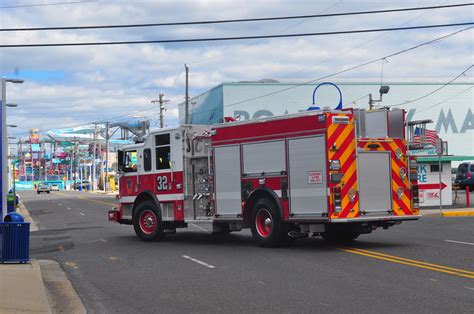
[338,246,474,279]
[55,191,117,207]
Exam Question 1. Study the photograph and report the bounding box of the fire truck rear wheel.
[133,201,166,242]
[251,198,284,247]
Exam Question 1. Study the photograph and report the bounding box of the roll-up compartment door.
[288,136,328,215]
[357,151,392,213]
[214,145,241,217]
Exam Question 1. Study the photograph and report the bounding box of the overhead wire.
[9,95,184,138]
[1,22,473,48]
[0,1,97,9]
[416,85,474,113]
[388,65,473,107]
[185,26,473,115]
[187,0,343,64]
[1,2,471,31]
[277,0,457,79]
[9,26,473,137]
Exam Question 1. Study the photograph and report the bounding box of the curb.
[38,259,86,314]
[421,209,474,217]
[18,201,39,231]
[442,210,474,217]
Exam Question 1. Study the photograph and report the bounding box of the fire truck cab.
[109,108,420,247]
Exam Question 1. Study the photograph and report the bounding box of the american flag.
[413,127,439,146]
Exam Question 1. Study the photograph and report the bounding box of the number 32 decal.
[157,176,168,191]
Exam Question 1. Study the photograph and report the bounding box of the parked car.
[451,168,457,183]
[455,163,474,189]
[73,180,90,190]
[50,184,60,191]
[37,183,51,194]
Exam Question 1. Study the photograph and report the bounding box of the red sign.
[418,182,447,190]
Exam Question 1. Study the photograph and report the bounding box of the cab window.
[123,150,138,173]
[143,148,152,172]
[156,134,171,170]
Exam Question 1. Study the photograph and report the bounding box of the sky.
[0,0,473,139]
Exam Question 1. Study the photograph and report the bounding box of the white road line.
[465,286,474,291]
[182,255,215,269]
[445,240,474,246]
[58,203,62,206]
[189,223,209,232]
[79,212,86,216]
[67,207,71,210]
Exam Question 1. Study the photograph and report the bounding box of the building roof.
[416,156,474,163]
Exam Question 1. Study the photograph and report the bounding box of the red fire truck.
[108,108,420,246]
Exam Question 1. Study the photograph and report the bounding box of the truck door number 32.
[157,176,168,190]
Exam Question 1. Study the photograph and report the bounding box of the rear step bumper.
[331,215,421,223]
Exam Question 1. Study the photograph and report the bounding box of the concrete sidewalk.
[0,259,86,313]
[0,202,85,313]
[0,260,51,313]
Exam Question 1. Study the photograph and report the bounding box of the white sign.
[308,171,323,184]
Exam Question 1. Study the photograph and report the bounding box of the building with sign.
[179,81,473,158]
[415,155,474,207]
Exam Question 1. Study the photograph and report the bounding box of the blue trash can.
[0,214,30,263]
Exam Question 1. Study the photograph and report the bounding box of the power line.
[9,26,472,136]
[388,65,473,107]
[1,22,473,48]
[416,85,474,113]
[10,96,184,138]
[0,1,97,9]
[281,0,453,79]
[187,26,473,115]
[187,0,343,64]
[1,2,472,31]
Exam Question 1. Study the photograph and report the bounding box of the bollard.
[466,185,470,208]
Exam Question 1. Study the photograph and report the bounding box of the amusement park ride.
[12,119,148,190]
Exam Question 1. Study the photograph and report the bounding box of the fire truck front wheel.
[133,201,166,242]
[251,198,284,247]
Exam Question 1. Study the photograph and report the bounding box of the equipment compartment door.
[214,145,241,217]
[288,136,328,215]
[357,151,392,213]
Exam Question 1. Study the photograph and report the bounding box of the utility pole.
[73,142,77,190]
[92,123,97,191]
[105,122,110,192]
[185,64,189,124]
[151,93,170,128]
[98,131,103,191]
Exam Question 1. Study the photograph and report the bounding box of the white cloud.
[0,0,472,138]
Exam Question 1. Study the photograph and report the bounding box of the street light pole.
[1,77,23,221]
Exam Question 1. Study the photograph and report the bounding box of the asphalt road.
[21,190,474,313]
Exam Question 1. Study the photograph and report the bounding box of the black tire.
[321,231,360,243]
[37,191,40,194]
[47,191,50,194]
[250,198,284,247]
[133,201,166,242]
